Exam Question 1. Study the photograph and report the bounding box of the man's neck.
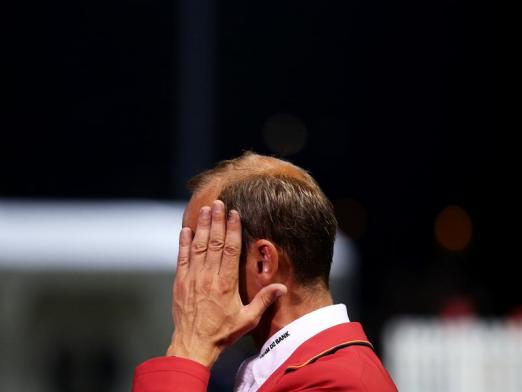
[251,282,334,349]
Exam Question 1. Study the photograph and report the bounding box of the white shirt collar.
[234,304,349,392]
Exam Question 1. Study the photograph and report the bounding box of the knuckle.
[259,295,270,309]
[223,244,240,256]
[208,238,225,251]
[217,279,234,294]
[173,284,186,300]
[191,241,208,254]
[177,255,189,266]
[196,278,212,293]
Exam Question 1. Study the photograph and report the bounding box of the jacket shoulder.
[271,345,397,392]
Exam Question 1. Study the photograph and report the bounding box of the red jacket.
[132,322,397,391]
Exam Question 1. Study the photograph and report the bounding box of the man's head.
[182,152,337,302]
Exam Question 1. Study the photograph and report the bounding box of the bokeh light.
[434,205,473,251]
[262,113,308,156]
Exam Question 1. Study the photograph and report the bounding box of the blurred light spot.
[507,305,522,323]
[439,296,476,319]
[333,198,368,240]
[435,205,473,251]
[263,114,307,156]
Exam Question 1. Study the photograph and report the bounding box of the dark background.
[2,0,500,384]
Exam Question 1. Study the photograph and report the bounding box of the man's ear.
[253,239,279,285]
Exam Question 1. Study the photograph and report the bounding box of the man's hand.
[166,200,287,368]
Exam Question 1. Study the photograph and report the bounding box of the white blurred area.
[384,318,522,392]
[0,199,355,276]
[0,200,184,270]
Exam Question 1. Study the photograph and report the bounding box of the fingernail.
[228,210,238,223]
[180,227,192,242]
[201,207,210,218]
[212,200,224,214]
[275,290,284,298]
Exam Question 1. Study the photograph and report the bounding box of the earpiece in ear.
[257,260,270,273]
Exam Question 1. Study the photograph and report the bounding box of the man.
[132,152,397,391]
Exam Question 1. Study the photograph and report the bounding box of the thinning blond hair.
[187,151,337,286]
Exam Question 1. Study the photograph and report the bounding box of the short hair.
[187,152,337,286]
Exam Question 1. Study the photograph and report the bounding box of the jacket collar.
[234,304,351,392]
[283,322,372,371]
[255,322,372,392]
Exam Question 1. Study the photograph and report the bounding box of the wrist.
[166,336,221,368]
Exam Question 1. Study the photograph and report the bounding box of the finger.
[205,200,226,273]
[219,209,242,279]
[243,283,287,328]
[189,206,211,273]
[173,227,193,293]
[175,227,193,282]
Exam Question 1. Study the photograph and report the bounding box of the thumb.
[244,283,287,324]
